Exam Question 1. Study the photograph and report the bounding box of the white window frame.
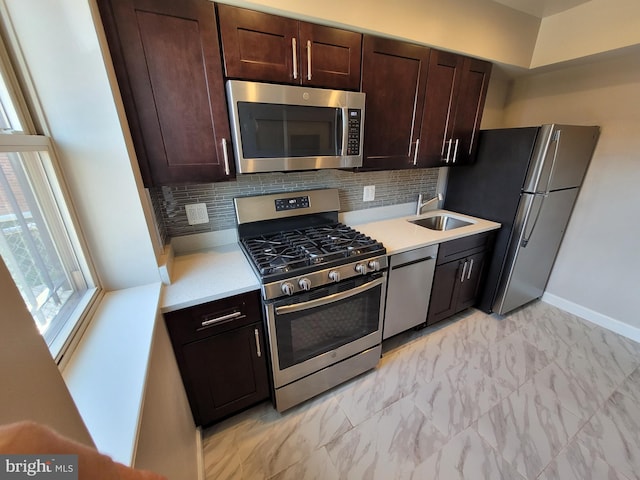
[0,24,101,363]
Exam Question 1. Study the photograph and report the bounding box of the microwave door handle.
[338,108,346,155]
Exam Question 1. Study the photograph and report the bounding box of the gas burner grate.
[241,222,385,277]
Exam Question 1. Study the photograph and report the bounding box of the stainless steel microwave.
[226,80,365,174]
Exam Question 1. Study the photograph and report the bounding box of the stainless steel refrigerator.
[444,124,600,315]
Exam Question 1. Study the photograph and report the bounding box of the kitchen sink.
[410,215,472,231]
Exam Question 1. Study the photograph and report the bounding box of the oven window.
[274,281,381,370]
[238,102,340,158]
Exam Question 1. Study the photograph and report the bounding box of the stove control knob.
[328,270,341,282]
[355,263,367,275]
[298,278,311,291]
[368,260,381,272]
[281,282,295,296]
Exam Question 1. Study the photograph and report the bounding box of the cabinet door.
[450,58,492,165]
[427,259,463,325]
[361,36,430,170]
[217,4,298,84]
[97,0,233,186]
[182,322,269,426]
[419,50,464,167]
[456,252,486,310]
[299,23,362,90]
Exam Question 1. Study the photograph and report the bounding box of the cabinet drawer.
[436,232,493,265]
[164,290,262,344]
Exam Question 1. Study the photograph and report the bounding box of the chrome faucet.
[416,193,443,215]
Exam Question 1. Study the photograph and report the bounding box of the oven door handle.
[275,276,384,315]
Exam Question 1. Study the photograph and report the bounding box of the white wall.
[502,49,640,330]
[532,0,640,67]
[0,257,94,446]
[133,319,200,480]
[3,0,160,290]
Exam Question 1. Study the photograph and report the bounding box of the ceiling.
[492,0,591,18]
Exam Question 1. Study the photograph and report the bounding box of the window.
[0,31,97,360]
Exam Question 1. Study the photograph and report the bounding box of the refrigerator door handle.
[541,129,562,194]
[521,194,547,247]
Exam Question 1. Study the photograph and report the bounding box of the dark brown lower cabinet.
[164,290,270,426]
[427,232,493,325]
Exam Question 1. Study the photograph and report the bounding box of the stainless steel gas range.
[235,189,388,412]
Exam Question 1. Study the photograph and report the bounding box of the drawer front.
[164,290,262,344]
[436,232,493,265]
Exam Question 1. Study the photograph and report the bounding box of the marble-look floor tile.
[617,366,640,403]
[333,348,418,426]
[459,309,520,356]
[410,427,526,480]
[326,396,448,480]
[335,318,478,427]
[577,391,640,480]
[572,326,640,384]
[269,447,340,480]
[518,316,575,360]
[202,303,640,480]
[472,331,551,391]
[476,378,582,479]
[410,362,511,440]
[411,320,478,384]
[204,402,273,480]
[539,438,631,480]
[228,396,351,479]
[514,300,594,347]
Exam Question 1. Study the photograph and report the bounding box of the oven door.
[265,272,386,388]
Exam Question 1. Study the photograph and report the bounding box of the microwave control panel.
[347,109,362,156]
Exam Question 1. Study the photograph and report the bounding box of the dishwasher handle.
[389,245,439,269]
[391,256,435,270]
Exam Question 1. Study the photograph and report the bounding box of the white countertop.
[355,209,501,255]
[159,209,500,313]
[160,243,260,313]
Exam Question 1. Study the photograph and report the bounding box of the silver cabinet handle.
[413,138,420,165]
[222,138,230,176]
[306,40,312,81]
[452,138,459,163]
[254,328,262,358]
[444,139,453,163]
[460,261,467,283]
[467,258,474,279]
[292,38,298,80]
[201,310,241,327]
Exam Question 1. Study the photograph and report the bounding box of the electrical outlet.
[185,203,209,225]
[363,185,375,202]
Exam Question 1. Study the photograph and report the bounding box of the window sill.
[61,282,162,466]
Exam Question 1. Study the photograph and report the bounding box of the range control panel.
[347,109,361,156]
[275,195,310,212]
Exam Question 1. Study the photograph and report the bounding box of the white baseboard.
[542,292,640,343]
[196,427,205,480]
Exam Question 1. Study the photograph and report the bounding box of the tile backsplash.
[150,168,440,241]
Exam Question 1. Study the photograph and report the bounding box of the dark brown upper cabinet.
[217,4,362,90]
[419,50,492,167]
[360,35,430,170]
[361,41,492,171]
[97,0,234,187]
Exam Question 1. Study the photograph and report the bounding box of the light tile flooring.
[203,301,640,479]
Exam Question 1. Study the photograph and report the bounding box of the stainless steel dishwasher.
[383,244,439,340]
